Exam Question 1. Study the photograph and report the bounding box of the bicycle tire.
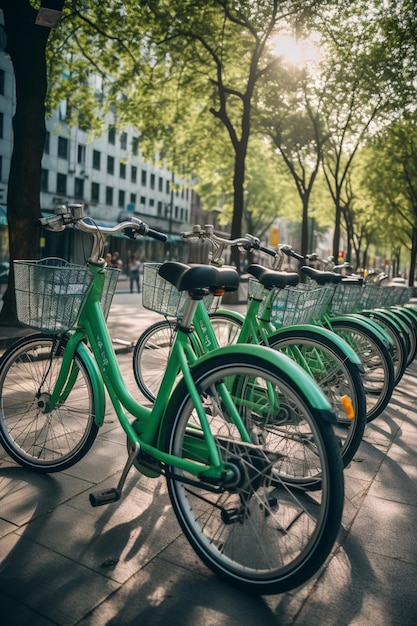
[361,310,407,385]
[266,328,366,468]
[329,319,395,423]
[133,319,178,401]
[0,334,98,472]
[132,315,243,402]
[390,307,417,364]
[163,351,344,594]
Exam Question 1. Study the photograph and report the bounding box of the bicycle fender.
[213,308,246,323]
[361,308,408,334]
[268,324,364,369]
[330,314,394,351]
[75,341,106,426]
[193,343,336,423]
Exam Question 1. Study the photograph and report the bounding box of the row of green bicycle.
[133,225,417,476]
[0,204,346,596]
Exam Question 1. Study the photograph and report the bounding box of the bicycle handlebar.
[182,224,280,266]
[36,204,167,263]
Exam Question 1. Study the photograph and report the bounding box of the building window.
[119,162,126,179]
[141,169,147,186]
[91,182,100,202]
[130,192,136,204]
[106,186,113,205]
[92,150,101,170]
[140,195,146,206]
[165,179,170,195]
[157,201,162,216]
[0,112,3,139]
[132,136,139,155]
[150,173,155,190]
[0,69,4,95]
[41,169,48,192]
[44,132,50,155]
[58,136,68,159]
[131,165,137,183]
[120,132,127,150]
[77,143,86,165]
[158,176,163,192]
[107,155,114,175]
[118,189,125,208]
[74,177,84,198]
[57,173,67,194]
[108,126,116,144]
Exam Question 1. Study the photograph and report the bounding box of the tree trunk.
[230,143,246,271]
[332,202,341,261]
[0,1,61,324]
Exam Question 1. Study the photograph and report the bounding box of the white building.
[0,18,194,265]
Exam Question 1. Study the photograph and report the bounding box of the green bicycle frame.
[190,283,363,377]
[45,263,333,484]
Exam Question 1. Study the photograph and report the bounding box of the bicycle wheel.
[0,334,98,472]
[361,310,407,384]
[391,306,417,364]
[207,314,366,468]
[133,314,243,402]
[266,329,366,468]
[133,319,177,401]
[329,319,395,423]
[164,351,344,594]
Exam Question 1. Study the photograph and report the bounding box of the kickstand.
[89,442,140,507]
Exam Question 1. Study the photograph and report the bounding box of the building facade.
[0,17,199,268]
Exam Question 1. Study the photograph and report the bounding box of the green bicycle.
[0,204,344,595]
[133,227,367,470]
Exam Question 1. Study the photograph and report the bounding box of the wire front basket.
[270,283,333,326]
[14,258,119,333]
[101,266,120,319]
[329,282,363,315]
[14,258,92,333]
[142,263,220,318]
[358,284,411,310]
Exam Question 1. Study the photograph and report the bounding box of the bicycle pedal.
[89,488,121,507]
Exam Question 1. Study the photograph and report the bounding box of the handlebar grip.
[147,228,168,243]
[282,248,305,262]
[259,245,276,257]
[34,214,65,230]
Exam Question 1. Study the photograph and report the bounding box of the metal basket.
[382,286,412,306]
[270,283,333,326]
[14,258,93,333]
[358,284,386,310]
[330,282,363,315]
[248,278,265,301]
[101,266,120,319]
[142,263,220,318]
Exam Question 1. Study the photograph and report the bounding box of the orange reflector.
[341,395,355,420]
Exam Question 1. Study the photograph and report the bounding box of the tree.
[317,0,417,260]
[48,1,329,269]
[364,117,417,285]
[257,60,330,257]
[0,0,65,325]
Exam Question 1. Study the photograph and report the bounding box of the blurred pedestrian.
[111,251,123,269]
[128,254,141,293]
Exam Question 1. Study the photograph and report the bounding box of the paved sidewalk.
[0,293,416,625]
